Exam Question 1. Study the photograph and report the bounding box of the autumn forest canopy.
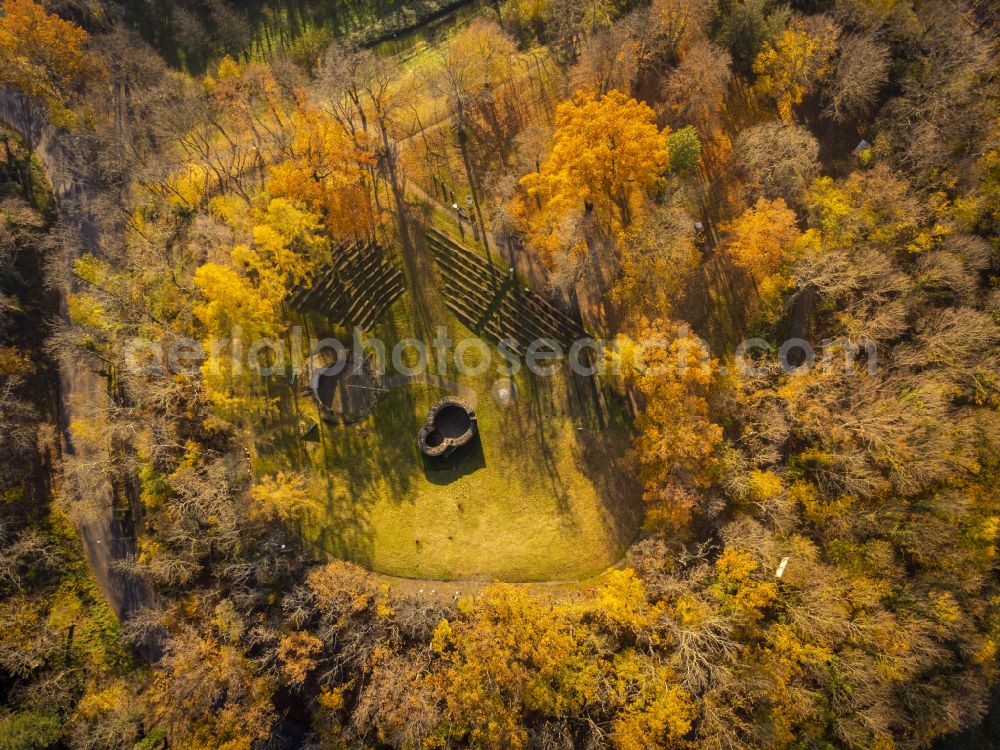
[1,0,1000,748]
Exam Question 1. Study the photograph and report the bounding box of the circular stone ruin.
[310,350,383,424]
[418,396,478,458]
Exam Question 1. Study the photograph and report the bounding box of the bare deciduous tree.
[733,121,820,207]
[825,33,890,122]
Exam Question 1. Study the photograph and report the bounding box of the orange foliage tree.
[722,197,802,319]
[267,97,374,238]
[610,318,724,531]
[520,90,670,263]
[0,0,103,126]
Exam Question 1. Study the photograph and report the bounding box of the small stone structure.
[310,351,383,424]
[418,396,477,458]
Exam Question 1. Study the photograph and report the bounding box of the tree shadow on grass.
[517,370,573,511]
[420,433,486,484]
[569,373,645,552]
[575,423,644,554]
[257,372,428,567]
[518,362,645,551]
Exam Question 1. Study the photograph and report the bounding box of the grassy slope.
[253,224,643,581]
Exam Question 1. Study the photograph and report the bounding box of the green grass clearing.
[251,228,643,581]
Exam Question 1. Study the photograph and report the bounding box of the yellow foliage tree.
[192,263,275,342]
[609,651,696,750]
[429,585,602,748]
[193,197,326,416]
[712,548,778,623]
[753,16,839,121]
[596,568,666,634]
[442,18,519,112]
[804,166,938,255]
[250,472,321,523]
[277,630,324,686]
[502,0,550,36]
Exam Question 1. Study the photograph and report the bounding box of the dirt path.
[0,89,159,659]
[375,538,637,604]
